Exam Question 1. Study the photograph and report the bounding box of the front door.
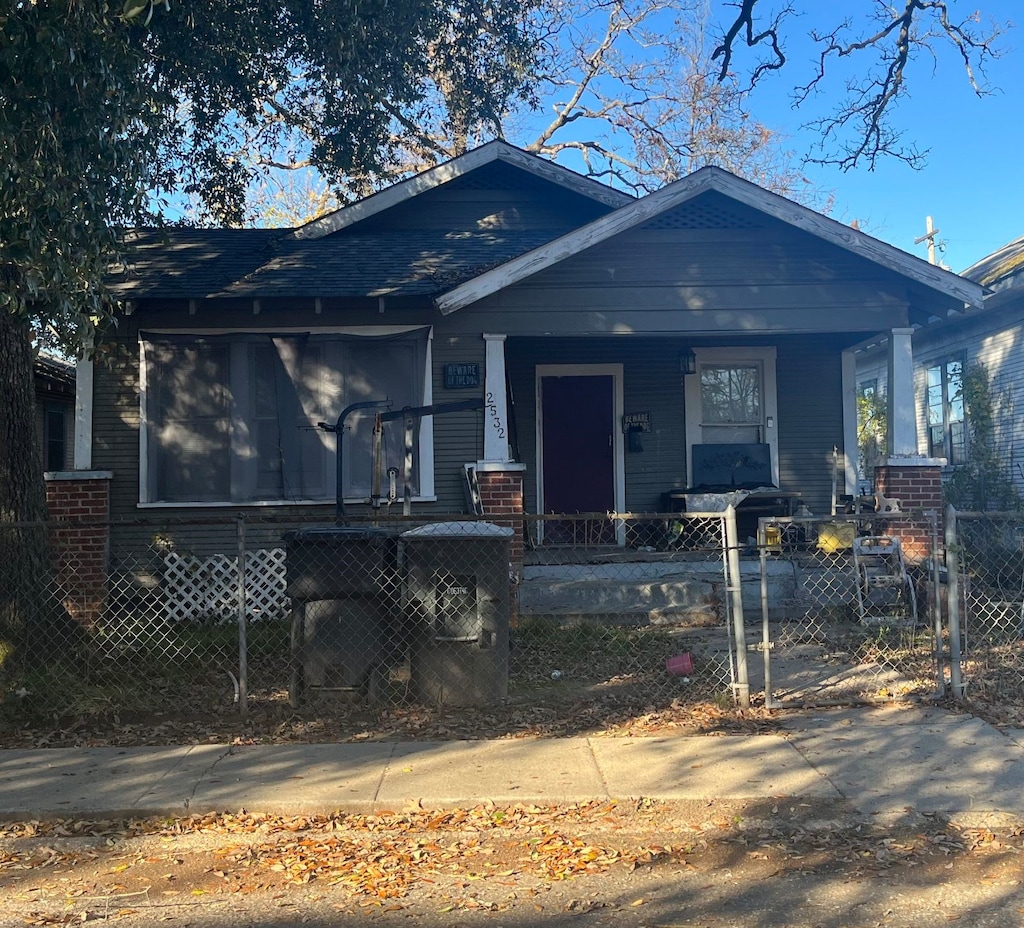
[539,369,619,543]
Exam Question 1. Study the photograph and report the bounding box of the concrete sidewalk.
[2,708,1022,823]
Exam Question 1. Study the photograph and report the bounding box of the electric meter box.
[400,522,513,706]
[284,526,399,693]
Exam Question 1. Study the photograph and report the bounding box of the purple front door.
[541,374,615,542]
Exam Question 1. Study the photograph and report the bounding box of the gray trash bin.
[285,526,399,696]
[400,521,513,706]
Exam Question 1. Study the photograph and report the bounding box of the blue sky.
[218,0,1020,275]
[735,0,1022,272]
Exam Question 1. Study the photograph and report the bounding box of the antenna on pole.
[915,216,941,265]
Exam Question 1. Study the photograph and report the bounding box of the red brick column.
[44,471,112,625]
[873,460,944,563]
[473,463,526,625]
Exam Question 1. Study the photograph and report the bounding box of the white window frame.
[138,325,434,507]
[924,355,967,465]
[684,347,779,487]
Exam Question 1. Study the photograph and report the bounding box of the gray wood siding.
[910,297,1024,494]
[441,220,914,337]
[429,334,486,510]
[776,338,848,515]
[354,162,613,234]
[507,335,849,517]
[93,338,143,518]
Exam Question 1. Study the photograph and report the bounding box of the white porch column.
[73,336,94,470]
[886,327,918,457]
[482,333,511,462]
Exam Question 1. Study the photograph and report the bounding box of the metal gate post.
[758,519,773,708]
[944,505,965,699]
[725,505,750,708]
[928,510,945,694]
[236,515,249,717]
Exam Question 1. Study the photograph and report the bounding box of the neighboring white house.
[855,236,1024,499]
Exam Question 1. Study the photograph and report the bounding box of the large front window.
[141,329,430,504]
[926,358,966,464]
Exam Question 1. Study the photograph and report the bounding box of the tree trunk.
[0,308,52,673]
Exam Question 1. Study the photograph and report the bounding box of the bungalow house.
[70,142,982,563]
[854,236,1024,505]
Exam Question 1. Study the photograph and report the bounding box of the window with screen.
[141,329,430,504]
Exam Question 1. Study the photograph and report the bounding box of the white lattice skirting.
[162,548,288,622]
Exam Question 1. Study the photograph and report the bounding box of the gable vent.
[640,200,764,231]
[452,172,524,191]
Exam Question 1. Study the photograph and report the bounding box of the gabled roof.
[963,235,1024,292]
[292,141,634,241]
[434,165,984,315]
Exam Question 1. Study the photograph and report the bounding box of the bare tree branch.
[714,0,1006,171]
[712,0,791,82]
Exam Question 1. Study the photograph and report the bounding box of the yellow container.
[764,526,782,550]
[817,521,855,553]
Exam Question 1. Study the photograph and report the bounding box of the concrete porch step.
[518,558,800,622]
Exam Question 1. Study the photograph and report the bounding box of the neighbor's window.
[141,329,429,504]
[926,359,966,464]
[44,404,67,472]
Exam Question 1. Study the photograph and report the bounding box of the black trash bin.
[400,522,513,706]
[285,526,399,698]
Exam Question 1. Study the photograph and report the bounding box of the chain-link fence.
[756,513,943,708]
[9,505,1020,730]
[947,509,1024,711]
[0,511,746,730]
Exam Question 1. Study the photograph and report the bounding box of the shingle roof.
[33,353,75,389]
[110,229,282,299]
[214,228,565,298]
[963,236,1024,291]
[108,224,572,301]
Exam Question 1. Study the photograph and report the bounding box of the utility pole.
[915,215,940,265]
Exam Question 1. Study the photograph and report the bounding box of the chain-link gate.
[518,510,746,705]
[947,508,1024,712]
[756,513,943,708]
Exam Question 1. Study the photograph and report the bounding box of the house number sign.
[444,362,481,389]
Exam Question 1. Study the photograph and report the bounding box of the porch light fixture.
[678,348,696,376]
